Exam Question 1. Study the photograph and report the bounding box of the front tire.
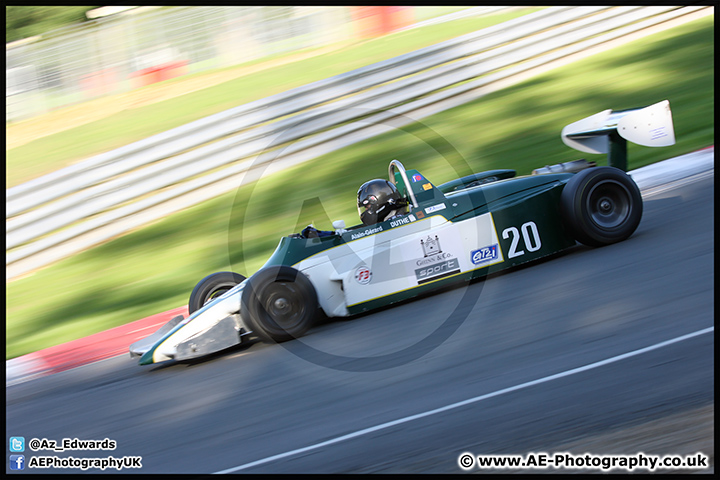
[561,166,643,247]
[189,271,246,314]
[241,266,318,343]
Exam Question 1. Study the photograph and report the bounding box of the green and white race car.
[130,101,674,365]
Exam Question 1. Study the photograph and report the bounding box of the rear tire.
[241,266,318,343]
[189,271,246,314]
[561,166,643,247]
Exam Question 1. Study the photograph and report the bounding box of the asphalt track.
[5,170,713,474]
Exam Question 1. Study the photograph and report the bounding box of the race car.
[130,100,675,365]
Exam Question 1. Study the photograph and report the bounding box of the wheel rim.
[262,281,305,330]
[204,286,232,305]
[586,180,631,230]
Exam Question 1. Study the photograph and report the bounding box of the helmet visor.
[358,196,378,225]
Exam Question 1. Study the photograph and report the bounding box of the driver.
[357,179,408,226]
[294,179,408,238]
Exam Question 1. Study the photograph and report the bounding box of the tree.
[6,6,98,43]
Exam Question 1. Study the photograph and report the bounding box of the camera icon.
[9,437,25,453]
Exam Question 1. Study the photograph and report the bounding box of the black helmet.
[357,179,406,226]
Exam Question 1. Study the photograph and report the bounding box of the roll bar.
[388,159,419,209]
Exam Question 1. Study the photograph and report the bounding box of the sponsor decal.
[471,244,499,265]
[414,235,461,283]
[415,259,460,284]
[350,226,383,240]
[415,211,425,219]
[650,126,668,141]
[416,251,453,266]
[425,203,446,214]
[422,183,432,191]
[421,235,442,257]
[354,266,372,285]
[411,174,423,182]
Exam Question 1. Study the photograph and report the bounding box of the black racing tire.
[241,265,318,343]
[561,166,643,247]
[189,271,246,314]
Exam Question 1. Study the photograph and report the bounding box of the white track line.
[215,326,714,473]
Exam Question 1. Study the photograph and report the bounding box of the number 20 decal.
[502,221,541,258]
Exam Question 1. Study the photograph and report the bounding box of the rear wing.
[561,100,675,171]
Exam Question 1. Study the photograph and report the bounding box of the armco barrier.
[6,6,713,281]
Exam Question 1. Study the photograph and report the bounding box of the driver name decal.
[350,226,383,240]
[389,214,417,228]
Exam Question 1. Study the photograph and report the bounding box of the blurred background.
[5,6,469,122]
